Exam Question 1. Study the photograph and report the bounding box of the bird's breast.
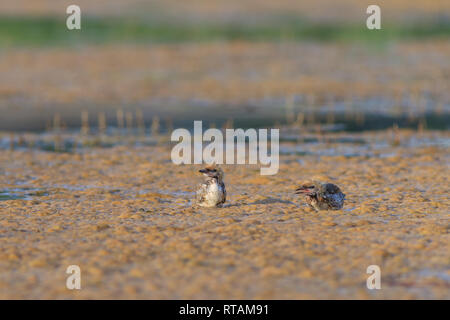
[204,183,223,205]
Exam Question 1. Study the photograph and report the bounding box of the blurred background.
[0,0,449,132]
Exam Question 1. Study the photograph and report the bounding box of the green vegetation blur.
[0,14,449,47]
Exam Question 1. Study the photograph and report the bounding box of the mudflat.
[0,129,448,299]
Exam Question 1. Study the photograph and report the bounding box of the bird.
[195,165,226,207]
[295,181,345,211]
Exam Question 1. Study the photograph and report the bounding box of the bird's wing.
[219,182,226,205]
[325,192,344,209]
[196,183,208,204]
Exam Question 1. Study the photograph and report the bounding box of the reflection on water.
[1,107,449,157]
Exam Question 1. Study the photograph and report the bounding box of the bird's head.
[295,181,323,196]
[199,165,224,181]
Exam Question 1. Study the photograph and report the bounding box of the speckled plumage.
[196,166,226,207]
[295,181,345,211]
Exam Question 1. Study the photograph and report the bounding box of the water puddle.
[0,188,48,201]
[0,134,160,153]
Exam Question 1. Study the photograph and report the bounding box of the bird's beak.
[295,187,314,195]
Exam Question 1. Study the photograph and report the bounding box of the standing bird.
[196,165,226,207]
[295,181,345,211]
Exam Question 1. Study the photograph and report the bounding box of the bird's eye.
[212,169,217,172]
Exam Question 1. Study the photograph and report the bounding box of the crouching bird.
[295,181,345,211]
[196,165,226,207]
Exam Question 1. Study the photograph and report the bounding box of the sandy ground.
[2,41,448,106]
[0,129,448,299]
